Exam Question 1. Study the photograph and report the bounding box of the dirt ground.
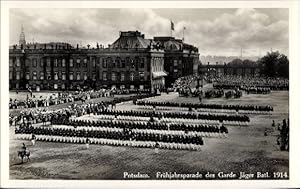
[9,90,289,180]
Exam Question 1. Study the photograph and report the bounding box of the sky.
[9,8,289,57]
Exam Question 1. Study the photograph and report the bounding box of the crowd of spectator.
[9,88,155,109]
[11,93,159,127]
[9,89,112,109]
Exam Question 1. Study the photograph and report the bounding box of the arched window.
[62,59,66,67]
[76,72,81,80]
[112,72,116,81]
[130,72,135,81]
[62,72,66,80]
[54,72,58,80]
[69,72,74,80]
[103,72,107,81]
[121,72,125,81]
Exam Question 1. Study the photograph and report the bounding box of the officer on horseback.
[18,143,30,163]
[21,143,26,152]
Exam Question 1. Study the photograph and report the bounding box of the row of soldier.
[97,109,250,122]
[242,86,271,94]
[18,134,201,151]
[53,119,228,133]
[136,100,273,112]
[15,126,204,145]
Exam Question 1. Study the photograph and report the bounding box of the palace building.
[9,28,200,92]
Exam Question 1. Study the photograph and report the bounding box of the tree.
[228,59,243,67]
[259,51,289,78]
[277,54,289,78]
[242,59,256,67]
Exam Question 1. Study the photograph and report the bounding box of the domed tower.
[19,25,26,46]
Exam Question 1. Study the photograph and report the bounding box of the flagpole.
[183,27,185,42]
[170,20,172,37]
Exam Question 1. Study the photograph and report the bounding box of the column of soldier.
[213,75,289,92]
[14,96,232,151]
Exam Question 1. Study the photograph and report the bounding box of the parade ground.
[9,90,289,179]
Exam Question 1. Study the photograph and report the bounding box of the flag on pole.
[171,21,175,30]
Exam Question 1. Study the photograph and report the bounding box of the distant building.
[200,55,260,64]
[9,28,200,91]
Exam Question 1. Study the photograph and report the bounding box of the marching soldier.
[199,93,202,103]
[86,138,91,149]
[264,128,268,136]
[31,133,36,145]
[21,143,27,153]
[272,120,275,127]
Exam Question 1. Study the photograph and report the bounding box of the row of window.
[102,72,145,81]
[173,59,182,67]
[10,71,93,81]
[10,71,146,81]
[103,57,145,69]
[9,57,146,69]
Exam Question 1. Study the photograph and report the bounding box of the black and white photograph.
[1,1,300,188]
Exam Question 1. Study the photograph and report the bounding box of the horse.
[205,90,214,98]
[225,91,233,98]
[18,150,30,163]
[234,90,242,98]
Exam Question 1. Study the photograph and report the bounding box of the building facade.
[153,37,200,87]
[199,63,262,78]
[9,30,200,92]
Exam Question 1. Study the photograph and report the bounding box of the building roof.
[154,36,198,52]
[10,29,199,53]
[110,31,152,49]
[10,42,73,50]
